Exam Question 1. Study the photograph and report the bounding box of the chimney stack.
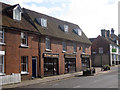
[118,34,120,38]
[111,28,114,34]
[101,29,106,37]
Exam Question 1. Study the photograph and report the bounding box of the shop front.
[43,53,59,77]
[64,54,76,73]
[81,54,90,70]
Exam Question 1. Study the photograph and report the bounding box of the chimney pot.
[111,28,114,34]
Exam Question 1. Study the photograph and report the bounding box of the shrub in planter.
[83,68,95,76]
[102,65,110,71]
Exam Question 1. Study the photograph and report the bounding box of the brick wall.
[39,36,91,77]
[2,29,39,80]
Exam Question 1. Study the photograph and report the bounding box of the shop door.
[81,58,90,70]
[44,58,58,76]
[65,58,76,73]
[32,57,37,78]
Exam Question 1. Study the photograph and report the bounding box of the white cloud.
[57,0,119,38]
[22,4,62,15]
[1,0,119,38]
[0,0,43,5]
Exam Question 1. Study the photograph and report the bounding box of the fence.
[0,73,21,85]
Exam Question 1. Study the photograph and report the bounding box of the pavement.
[2,65,119,89]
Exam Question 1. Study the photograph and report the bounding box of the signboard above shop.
[81,54,90,58]
[64,54,76,58]
[43,53,59,58]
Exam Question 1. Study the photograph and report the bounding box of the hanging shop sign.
[81,54,90,58]
[112,48,116,52]
[64,54,76,58]
[43,53,59,58]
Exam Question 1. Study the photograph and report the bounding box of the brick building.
[90,29,120,67]
[0,2,91,81]
[0,3,40,80]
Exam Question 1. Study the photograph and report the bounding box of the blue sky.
[1,0,119,38]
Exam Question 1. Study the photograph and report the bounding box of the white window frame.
[64,25,68,32]
[21,32,28,47]
[41,18,47,27]
[13,6,22,21]
[45,37,51,50]
[73,28,82,36]
[0,55,4,75]
[21,56,28,74]
[62,41,67,52]
[0,28,4,44]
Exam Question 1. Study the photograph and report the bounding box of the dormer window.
[73,28,82,36]
[59,25,68,32]
[36,18,47,28]
[64,25,68,32]
[13,5,22,21]
[41,18,47,27]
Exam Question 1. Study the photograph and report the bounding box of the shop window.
[21,32,28,47]
[0,55,4,74]
[73,43,77,52]
[62,42,67,52]
[21,56,28,74]
[46,37,50,50]
[0,28,4,43]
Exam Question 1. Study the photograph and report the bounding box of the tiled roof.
[23,8,92,45]
[0,2,38,33]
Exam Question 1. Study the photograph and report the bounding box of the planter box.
[83,69,95,76]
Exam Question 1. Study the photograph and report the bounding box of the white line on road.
[73,85,81,88]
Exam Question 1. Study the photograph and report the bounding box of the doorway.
[32,57,37,78]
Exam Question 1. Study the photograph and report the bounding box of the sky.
[1,0,119,38]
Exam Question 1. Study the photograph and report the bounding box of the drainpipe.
[38,35,41,78]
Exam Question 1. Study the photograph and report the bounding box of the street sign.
[99,47,103,54]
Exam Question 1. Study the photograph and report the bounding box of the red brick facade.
[0,2,92,80]
[1,28,39,80]
[39,36,91,77]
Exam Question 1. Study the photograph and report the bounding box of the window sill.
[0,73,6,76]
[20,44,29,48]
[21,72,29,75]
[0,42,6,46]
[62,50,66,53]
[45,49,52,52]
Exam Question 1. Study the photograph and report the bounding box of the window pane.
[21,56,28,72]
[62,42,66,51]
[73,43,77,52]
[0,55,3,73]
[21,32,27,45]
[46,37,50,49]
[15,8,21,20]
[0,29,3,43]
[41,18,47,27]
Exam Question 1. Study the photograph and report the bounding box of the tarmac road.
[19,66,119,88]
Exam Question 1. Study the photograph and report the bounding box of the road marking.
[73,85,81,88]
